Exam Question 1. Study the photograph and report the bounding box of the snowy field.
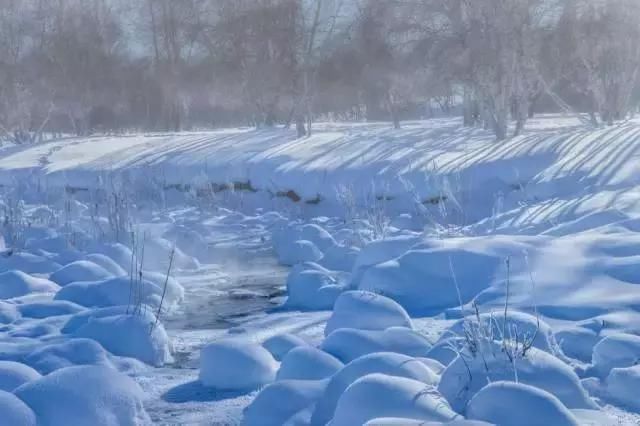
[0,116,640,425]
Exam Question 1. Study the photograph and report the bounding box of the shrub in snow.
[84,254,127,276]
[330,373,458,426]
[311,352,439,426]
[592,333,640,376]
[438,341,595,413]
[0,390,36,426]
[14,365,150,426]
[0,361,41,391]
[556,327,601,363]
[18,300,85,319]
[0,252,61,275]
[285,263,341,310]
[606,364,640,410]
[0,270,59,299]
[318,244,359,272]
[242,379,327,426]
[74,310,172,366]
[466,381,579,426]
[321,327,432,363]
[359,248,500,314]
[278,240,324,266]
[49,260,112,286]
[199,339,277,390]
[55,276,183,311]
[24,339,113,374]
[262,333,309,361]
[325,290,413,337]
[276,346,343,381]
[0,301,19,324]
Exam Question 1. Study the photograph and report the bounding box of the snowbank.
[592,333,640,376]
[277,240,324,266]
[318,244,359,272]
[325,290,413,337]
[0,270,59,299]
[0,361,41,391]
[49,260,112,286]
[199,339,277,390]
[0,252,61,275]
[18,300,85,318]
[606,365,640,410]
[84,253,127,276]
[311,352,439,426]
[262,333,309,361]
[24,339,113,374]
[330,373,458,426]
[285,263,342,310]
[466,381,579,426]
[0,390,36,426]
[276,346,342,381]
[0,301,20,323]
[556,327,601,363]
[14,365,150,426]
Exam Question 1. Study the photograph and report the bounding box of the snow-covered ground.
[0,116,640,425]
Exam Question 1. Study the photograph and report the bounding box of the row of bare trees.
[1,0,640,142]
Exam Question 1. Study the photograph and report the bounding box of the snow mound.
[592,333,640,376]
[311,352,439,426]
[350,235,422,287]
[278,240,324,266]
[466,381,579,426]
[49,260,112,286]
[143,237,199,271]
[606,364,640,410]
[325,290,413,337]
[61,306,133,334]
[0,390,36,426]
[18,300,85,318]
[262,333,309,361]
[331,373,458,426]
[556,327,601,362]
[199,339,277,390]
[321,327,432,363]
[0,270,59,299]
[84,254,127,276]
[365,420,489,426]
[86,243,133,270]
[73,311,172,366]
[0,301,19,324]
[242,379,327,426]
[24,339,113,374]
[14,365,150,426]
[285,263,341,310]
[274,223,337,254]
[276,346,343,381]
[360,248,501,314]
[318,244,359,272]
[0,252,61,275]
[55,276,183,311]
[0,361,41,391]
[438,342,595,413]
[9,323,57,338]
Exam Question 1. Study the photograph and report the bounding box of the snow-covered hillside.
[0,116,639,425]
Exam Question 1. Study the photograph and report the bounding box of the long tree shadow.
[162,380,251,404]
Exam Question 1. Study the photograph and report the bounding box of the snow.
[466,381,579,426]
[84,253,127,276]
[277,240,324,266]
[199,339,278,391]
[0,390,37,426]
[0,252,61,275]
[330,373,458,426]
[606,365,640,411]
[285,263,342,310]
[14,365,151,426]
[325,291,413,337]
[276,346,343,381]
[18,300,85,318]
[23,339,113,374]
[311,352,439,426]
[262,333,310,361]
[592,333,640,376]
[0,361,41,391]
[0,301,19,323]
[0,270,59,299]
[49,260,113,286]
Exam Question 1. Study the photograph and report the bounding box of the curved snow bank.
[466,381,579,426]
[350,235,422,287]
[14,365,151,426]
[318,244,359,272]
[86,243,133,270]
[592,333,640,376]
[321,327,432,363]
[49,260,112,286]
[0,361,41,392]
[359,248,500,314]
[18,300,85,318]
[331,373,457,426]
[242,379,327,426]
[276,347,342,381]
[606,365,640,410]
[143,237,199,271]
[84,254,127,276]
[199,340,277,390]
[0,301,20,324]
[73,311,172,366]
[262,333,309,361]
[24,339,113,374]
[325,291,413,337]
[556,327,600,362]
[285,263,342,310]
[277,240,323,266]
[273,223,337,254]
[438,342,595,413]
[0,390,36,426]
[61,306,134,334]
[0,252,61,275]
[55,275,183,311]
[0,270,59,299]
[311,352,439,426]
